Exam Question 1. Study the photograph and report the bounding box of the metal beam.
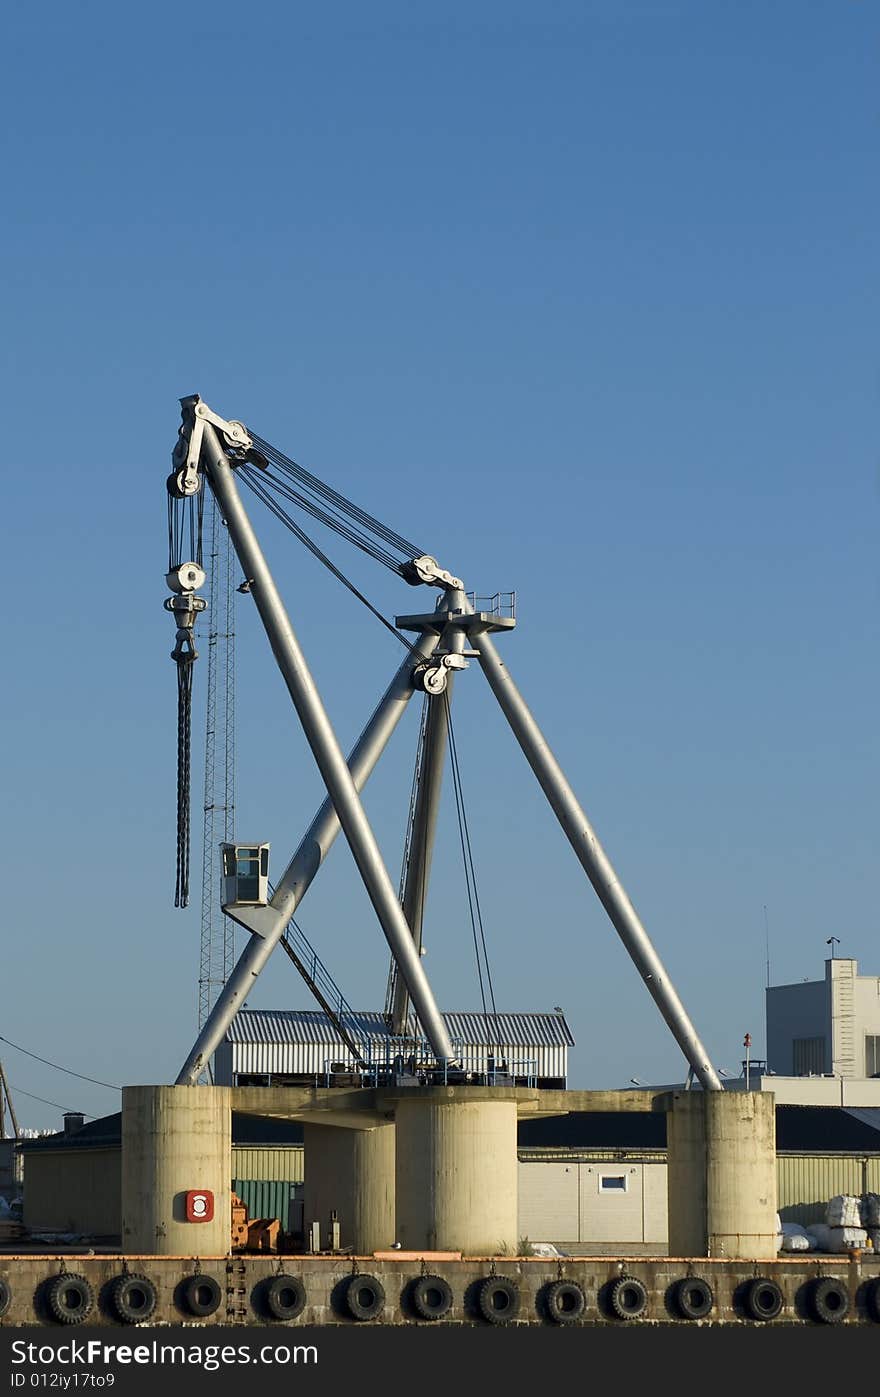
[192,423,455,1065]
[472,629,722,1093]
[390,679,453,1033]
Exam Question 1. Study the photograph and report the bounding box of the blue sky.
[2,1,877,1128]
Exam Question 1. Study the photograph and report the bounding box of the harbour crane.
[165,395,722,1092]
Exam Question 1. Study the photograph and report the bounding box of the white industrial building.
[767,957,880,1079]
[215,1009,574,1088]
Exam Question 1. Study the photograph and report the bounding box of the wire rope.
[8,1085,97,1118]
[443,694,503,1050]
[236,467,430,658]
[249,432,423,559]
[0,1036,121,1091]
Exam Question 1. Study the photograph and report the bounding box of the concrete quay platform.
[1,1253,879,1327]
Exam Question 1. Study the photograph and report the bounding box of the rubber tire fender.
[110,1274,157,1325]
[46,1273,94,1326]
[866,1276,880,1324]
[265,1274,306,1322]
[674,1276,714,1321]
[810,1277,849,1325]
[182,1274,223,1318]
[410,1274,453,1321]
[0,1277,10,1319]
[477,1276,520,1325]
[609,1275,648,1321]
[545,1280,586,1325]
[743,1277,784,1322]
[345,1274,385,1321]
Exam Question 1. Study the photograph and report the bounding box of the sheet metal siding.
[227,1010,571,1079]
[776,1155,871,1226]
[213,1041,233,1086]
[23,1148,121,1237]
[232,1147,304,1184]
[227,1009,574,1047]
[229,1039,568,1078]
[233,1179,302,1232]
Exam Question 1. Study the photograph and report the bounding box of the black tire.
[743,1277,784,1322]
[609,1275,648,1321]
[46,1273,94,1326]
[265,1274,306,1322]
[110,1274,157,1325]
[545,1280,586,1325]
[674,1277,714,1321]
[477,1276,520,1325]
[181,1274,222,1318]
[345,1274,385,1321]
[810,1277,849,1325]
[866,1276,880,1324]
[411,1274,453,1321]
[0,1277,10,1319]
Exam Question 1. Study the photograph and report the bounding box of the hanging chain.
[165,473,207,908]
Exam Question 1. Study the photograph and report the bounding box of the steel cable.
[244,463,406,572]
[0,1035,121,1091]
[249,432,423,559]
[443,693,502,1046]
[236,468,430,658]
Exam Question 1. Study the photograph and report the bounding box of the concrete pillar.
[303,1122,395,1255]
[393,1090,519,1255]
[121,1085,231,1256]
[667,1090,776,1258]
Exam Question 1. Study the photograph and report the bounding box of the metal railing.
[317,1044,538,1088]
[465,590,516,620]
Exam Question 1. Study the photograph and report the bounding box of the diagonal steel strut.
[471,627,722,1093]
[177,415,454,1079]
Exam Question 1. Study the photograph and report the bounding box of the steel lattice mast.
[197,493,236,1034]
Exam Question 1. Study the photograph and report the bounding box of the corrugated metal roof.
[843,1107,880,1134]
[226,1008,575,1049]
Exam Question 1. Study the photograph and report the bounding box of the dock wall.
[1,1254,878,1327]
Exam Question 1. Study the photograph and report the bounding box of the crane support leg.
[194,424,455,1065]
[390,676,454,1034]
[176,626,442,1085]
[472,630,722,1093]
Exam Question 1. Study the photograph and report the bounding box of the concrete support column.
[393,1091,519,1255]
[121,1085,231,1255]
[666,1091,776,1258]
[303,1123,395,1255]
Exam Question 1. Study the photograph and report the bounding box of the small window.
[866,1035,880,1078]
[236,850,260,878]
[599,1173,627,1192]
